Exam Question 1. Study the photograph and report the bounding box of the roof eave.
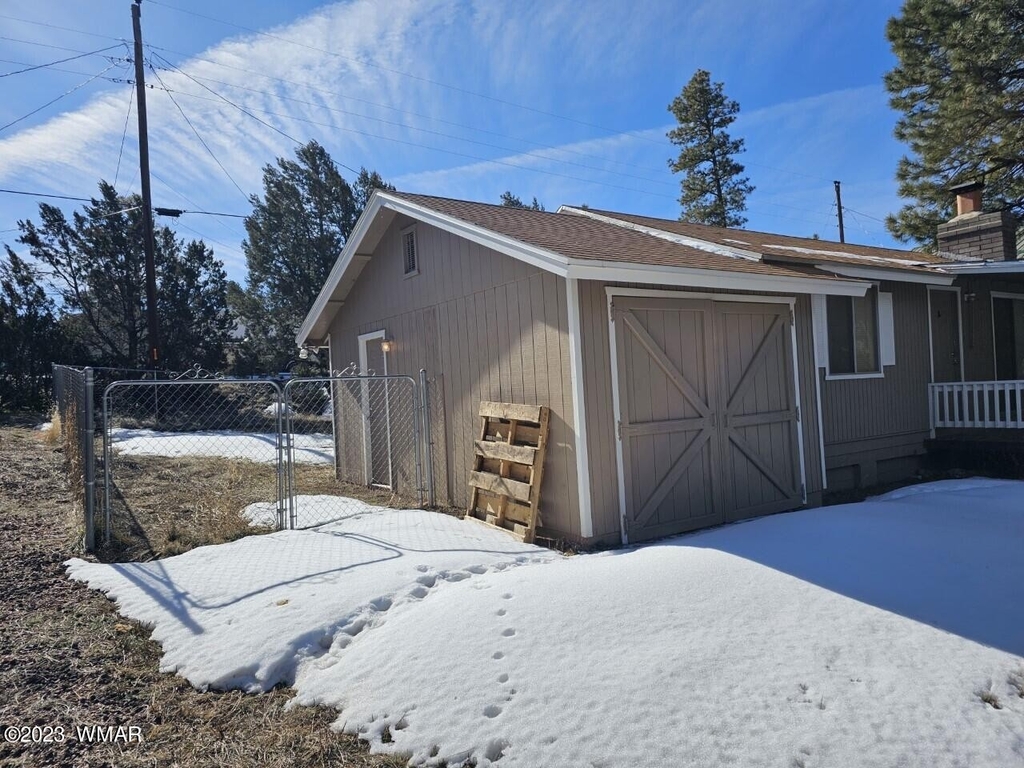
[816,263,955,286]
[296,192,393,347]
[939,261,1024,275]
[565,259,870,296]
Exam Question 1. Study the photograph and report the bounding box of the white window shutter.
[879,291,896,367]
[811,294,828,369]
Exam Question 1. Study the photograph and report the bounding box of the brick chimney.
[937,181,1018,261]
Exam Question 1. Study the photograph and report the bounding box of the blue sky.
[1,0,908,282]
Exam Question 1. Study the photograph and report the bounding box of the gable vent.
[403,230,418,274]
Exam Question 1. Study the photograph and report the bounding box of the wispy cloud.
[0,0,907,274]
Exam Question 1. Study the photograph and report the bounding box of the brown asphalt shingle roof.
[390,193,855,282]
[571,208,956,271]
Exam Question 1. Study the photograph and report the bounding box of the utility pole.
[132,0,160,368]
[833,180,845,244]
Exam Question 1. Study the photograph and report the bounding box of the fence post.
[83,368,96,551]
[103,383,113,545]
[275,382,285,531]
[419,369,435,507]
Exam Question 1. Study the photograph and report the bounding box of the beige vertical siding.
[577,281,825,543]
[957,275,1024,382]
[326,217,581,539]
[818,281,931,484]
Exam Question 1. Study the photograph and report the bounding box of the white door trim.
[926,286,964,383]
[606,286,811,544]
[357,330,390,487]
[565,278,595,539]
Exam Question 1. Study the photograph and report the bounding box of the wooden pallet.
[466,401,550,543]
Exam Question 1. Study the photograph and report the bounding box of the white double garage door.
[612,295,804,542]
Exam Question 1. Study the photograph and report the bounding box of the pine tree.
[667,69,754,228]
[16,181,232,370]
[0,249,70,409]
[885,0,1024,248]
[237,141,394,372]
[499,191,545,211]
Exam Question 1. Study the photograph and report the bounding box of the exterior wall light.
[380,339,394,353]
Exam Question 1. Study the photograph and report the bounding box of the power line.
[0,58,134,85]
[146,43,677,179]
[147,60,676,190]
[180,209,247,219]
[171,218,244,260]
[150,170,248,242]
[0,187,247,220]
[0,62,123,133]
[0,14,125,44]
[0,189,94,202]
[114,87,135,187]
[147,0,645,141]
[842,205,888,225]
[145,54,844,223]
[150,51,353,171]
[139,71,839,225]
[0,44,124,78]
[145,2,839,185]
[0,34,101,54]
[147,61,249,202]
[0,14,840,187]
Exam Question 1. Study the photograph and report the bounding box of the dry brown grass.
[0,425,408,768]
[101,453,279,561]
[100,453,428,562]
[40,407,61,446]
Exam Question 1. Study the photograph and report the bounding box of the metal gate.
[99,372,428,549]
[283,374,423,528]
[612,296,803,542]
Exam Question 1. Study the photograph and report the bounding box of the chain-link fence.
[283,374,424,528]
[102,377,284,556]
[51,365,97,550]
[53,365,439,555]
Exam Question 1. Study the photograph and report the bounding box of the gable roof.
[391,193,834,276]
[296,191,930,346]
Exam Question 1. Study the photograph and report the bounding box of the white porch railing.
[929,380,1024,434]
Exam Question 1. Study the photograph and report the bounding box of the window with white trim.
[402,229,418,275]
[827,286,880,375]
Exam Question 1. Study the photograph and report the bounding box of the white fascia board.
[381,195,569,276]
[820,263,954,286]
[939,261,1024,274]
[559,206,762,261]
[566,259,870,296]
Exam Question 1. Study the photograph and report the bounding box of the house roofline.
[938,260,1024,274]
[297,191,873,346]
[558,205,763,262]
[816,263,954,286]
[559,204,972,285]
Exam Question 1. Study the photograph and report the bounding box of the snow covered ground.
[243,495,378,528]
[67,479,1024,767]
[109,428,333,464]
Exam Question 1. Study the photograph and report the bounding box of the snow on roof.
[764,243,932,267]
